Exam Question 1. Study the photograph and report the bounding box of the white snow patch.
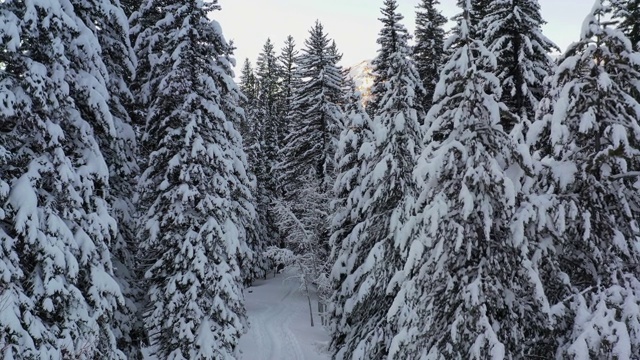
[237,269,330,360]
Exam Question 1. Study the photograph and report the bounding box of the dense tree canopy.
[1,0,637,359]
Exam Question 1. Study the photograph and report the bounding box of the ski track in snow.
[238,269,330,360]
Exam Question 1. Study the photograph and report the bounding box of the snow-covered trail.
[237,268,331,360]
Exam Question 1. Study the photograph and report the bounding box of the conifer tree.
[255,39,282,197]
[279,35,299,151]
[120,0,141,17]
[279,36,298,100]
[528,1,640,356]
[613,0,640,50]
[613,0,640,104]
[73,0,144,357]
[214,38,262,287]
[481,0,559,132]
[135,0,253,357]
[279,21,344,193]
[277,22,345,288]
[253,39,285,251]
[329,3,425,358]
[238,59,273,274]
[328,84,376,357]
[413,0,447,111]
[240,59,257,92]
[238,58,262,190]
[387,1,551,358]
[130,0,163,138]
[0,0,125,358]
[329,85,374,259]
[256,38,282,171]
[470,0,493,37]
[368,0,412,116]
[329,41,350,110]
[239,59,259,142]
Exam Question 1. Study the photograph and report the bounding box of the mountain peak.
[346,60,374,105]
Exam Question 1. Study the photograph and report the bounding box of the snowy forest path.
[237,269,331,360]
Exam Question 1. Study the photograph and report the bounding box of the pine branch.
[610,171,640,179]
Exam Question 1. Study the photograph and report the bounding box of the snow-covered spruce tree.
[254,39,285,251]
[73,0,144,357]
[613,0,640,50]
[329,84,374,264]
[256,38,282,173]
[368,0,413,117]
[135,0,254,357]
[223,47,265,288]
[612,0,640,104]
[238,59,260,193]
[413,0,447,112]
[130,0,164,141]
[120,0,141,17]
[279,21,344,195]
[279,35,298,102]
[387,1,553,358]
[277,22,344,296]
[327,83,376,356]
[480,0,559,133]
[238,59,271,279]
[329,6,425,359]
[238,59,262,174]
[528,1,640,357]
[239,59,258,140]
[470,0,493,38]
[0,0,126,358]
[278,35,299,151]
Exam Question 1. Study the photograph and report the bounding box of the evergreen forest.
[0,0,639,358]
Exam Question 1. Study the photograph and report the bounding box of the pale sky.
[217,0,595,76]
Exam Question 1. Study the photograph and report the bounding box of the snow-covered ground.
[237,268,331,360]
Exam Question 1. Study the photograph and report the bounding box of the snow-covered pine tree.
[613,0,640,50]
[387,1,551,358]
[528,1,640,357]
[328,83,376,356]
[329,3,425,358]
[330,40,350,107]
[135,0,254,357]
[256,38,282,174]
[328,40,344,66]
[0,0,126,358]
[368,0,412,117]
[413,0,447,112]
[277,21,344,295]
[238,59,272,279]
[279,35,298,101]
[72,0,144,357]
[329,84,374,263]
[279,21,344,194]
[129,0,163,141]
[253,39,285,251]
[240,59,257,92]
[222,48,265,288]
[238,59,262,176]
[470,0,493,38]
[612,0,640,104]
[278,35,299,152]
[480,0,559,133]
[120,0,141,17]
[239,59,259,141]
